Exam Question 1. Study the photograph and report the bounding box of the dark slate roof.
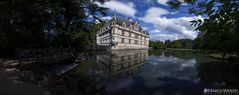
[115,16,132,26]
[109,16,149,35]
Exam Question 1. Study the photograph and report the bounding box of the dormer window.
[134,25,139,30]
[122,22,126,27]
[129,25,132,29]
[112,21,116,25]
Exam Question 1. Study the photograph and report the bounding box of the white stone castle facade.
[96,15,149,50]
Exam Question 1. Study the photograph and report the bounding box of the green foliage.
[70,23,102,50]
[165,39,194,49]
[0,0,108,55]
[150,39,194,49]
[164,40,171,48]
[149,41,166,49]
[169,0,239,53]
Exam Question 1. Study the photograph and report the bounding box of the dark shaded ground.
[0,52,92,95]
[0,73,47,95]
[0,58,78,95]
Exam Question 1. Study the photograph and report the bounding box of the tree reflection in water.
[197,61,239,88]
[17,59,106,95]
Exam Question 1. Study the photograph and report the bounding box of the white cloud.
[95,1,136,17]
[140,7,203,41]
[100,16,112,20]
[157,0,187,6]
[127,2,135,8]
[151,29,161,33]
[142,26,149,30]
[157,0,169,5]
[170,11,178,15]
[143,7,169,18]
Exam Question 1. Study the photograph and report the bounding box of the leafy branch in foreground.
[168,0,239,54]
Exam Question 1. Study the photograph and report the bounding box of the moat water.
[71,50,239,95]
[4,50,238,95]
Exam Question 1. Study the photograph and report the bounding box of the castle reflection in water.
[96,50,149,78]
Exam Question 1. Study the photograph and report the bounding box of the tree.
[0,0,108,56]
[0,0,107,54]
[168,0,239,57]
[165,40,171,48]
[164,39,194,49]
[149,40,166,49]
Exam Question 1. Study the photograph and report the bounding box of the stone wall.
[111,43,148,50]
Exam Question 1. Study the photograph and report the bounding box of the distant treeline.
[149,38,222,50]
[150,39,194,49]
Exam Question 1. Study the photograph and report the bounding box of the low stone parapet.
[17,48,74,65]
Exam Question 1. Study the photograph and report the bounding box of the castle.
[96,14,149,50]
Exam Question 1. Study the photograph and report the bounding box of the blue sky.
[95,0,204,41]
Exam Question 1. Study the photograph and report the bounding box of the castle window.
[121,56,124,61]
[122,38,125,43]
[112,29,115,34]
[134,40,138,44]
[135,34,139,39]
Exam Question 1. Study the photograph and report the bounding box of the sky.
[95,0,204,41]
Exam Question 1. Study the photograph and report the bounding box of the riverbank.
[165,48,220,52]
[152,48,239,61]
[165,48,198,51]
[0,50,90,95]
[209,53,239,61]
[209,54,230,60]
[0,58,82,95]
